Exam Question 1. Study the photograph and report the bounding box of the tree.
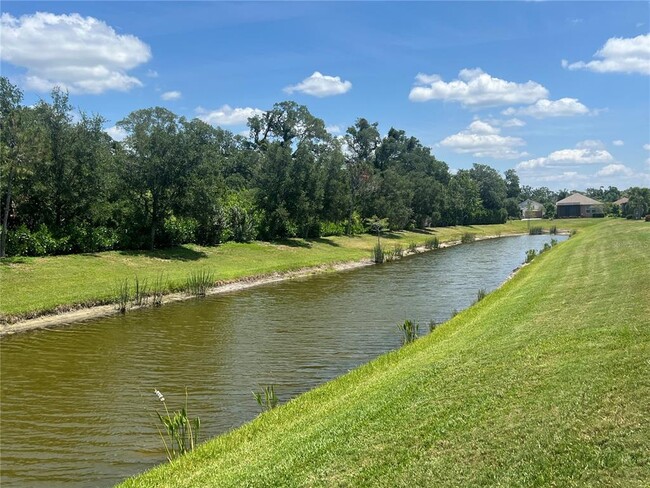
[504,169,521,199]
[117,107,188,250]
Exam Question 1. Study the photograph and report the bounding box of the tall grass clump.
[133,276,149,307]
[525,249,537,263]
[153,388,201,462]
[398,320,419,345]
[371,243,385,264]
[476,288,487,302]
[424,236,439,250]
[393,244,404,258]
[529,226,543,235]
[461,232,475,243]
[185,269,214,297]
[152,274,165,307]
[407,242,418,254]
[253,385,279,412]
[549,225,557,235]
[428,319,438,333]
[116,279,130,313]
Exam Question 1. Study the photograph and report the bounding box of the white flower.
[154,389,165,402]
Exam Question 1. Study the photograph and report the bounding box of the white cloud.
[326,125,342,134]
[503,98,590,118]
[196,105,264,126]
[284,71,352,97]
[562,33,650,75]
[517,142,614,170]
[161,90,182,101]
[0,12,151,94]
[596,164,634,177]
[439,120,527,159]
[105,125,127,141]
[612,140,624,146]
[146,69,159,78]
[409,68,548,107]
[643,143,650,151]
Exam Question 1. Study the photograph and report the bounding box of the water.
[0,235,564,487]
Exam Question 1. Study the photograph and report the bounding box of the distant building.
[613,197,629,214]
[519,199,544,219]
[556,192,604,218]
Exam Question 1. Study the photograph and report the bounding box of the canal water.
[0,234,565,487]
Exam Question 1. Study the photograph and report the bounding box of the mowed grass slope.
[0,220,598,320]
[120,219,649,487]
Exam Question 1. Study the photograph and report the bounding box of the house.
[556,192,604,218]
[613,196,629,214]
[519,199,544,219]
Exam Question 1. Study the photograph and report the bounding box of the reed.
[549,225,557,235]
[185,269,214,297]
[152,274,165,307]
[476,288,487,302]
[371,243,385,264]
[253,385,279,412]
[461,232,475,243]
[529,226,543,235]
[398,319,419,345]
[153,388,200,462]
[525,249,537,263]
[133,276,149,307]
[407,242,418,254]
[424,237,439,250]
[116,279,130,313]
[393,244,404,258]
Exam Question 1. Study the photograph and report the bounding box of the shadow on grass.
[272,239,312,249]
[0,256,30,266]
[307,237,341,247]
[118,246,208,261]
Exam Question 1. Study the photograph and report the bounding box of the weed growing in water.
[451,309,459,318]
[407,242,418,254]
[525,249,537,263]
[398,319,419,345]
[133,276,149,307]
[393,244,404,258]
[153,388,200,462]
[428,319,438,333]
[529,226,543,235]
[152,274,165,307]
[549,225,557,235]
[185,269,214,297]
[253,385,279,412]
[476,288,487,302]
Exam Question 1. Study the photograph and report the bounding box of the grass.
[0,219,600,321]
[119,219,649,487]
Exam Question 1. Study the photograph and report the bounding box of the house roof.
[556,192,603,206]
[518,199,544,210]
[614,197,629,205]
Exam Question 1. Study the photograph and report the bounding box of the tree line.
[1,77,647,257]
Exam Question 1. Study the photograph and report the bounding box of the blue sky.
[2,1,649,190]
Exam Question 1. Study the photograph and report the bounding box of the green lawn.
[0,219,599,321]
[119,218,649,487]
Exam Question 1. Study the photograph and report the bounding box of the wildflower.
[154,389,165,402]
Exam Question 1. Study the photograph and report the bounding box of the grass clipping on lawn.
[120,219,649,487]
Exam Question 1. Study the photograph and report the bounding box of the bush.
[525,249,537,263]
[161,216,198,247]
[320,221,346,237]
[6,224,59,256]
[228,205,257,242]
[645,214,650,222]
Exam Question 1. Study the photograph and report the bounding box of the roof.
[556,192,603,206]
[518,199,544,210]
[614,197,629,205]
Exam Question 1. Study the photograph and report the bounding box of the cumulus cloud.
[644,143,650,151]
[517,141,614,170]
[161,90,182,101]
[562,33,650,75]
[408,68,548,107]
[105,125,127,141]
[284,71,352,97]
[502,98,590,118]
[0,12,151,94]
[612,140,624,146]
[596,164,634,177]
[146,69,159,78]
[326,125,342,135]
[439,119,527,159]
[196,105,264,126]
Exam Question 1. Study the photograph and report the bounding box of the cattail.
[154,389,165,402]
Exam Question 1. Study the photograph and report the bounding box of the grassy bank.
[0,220,598,322]
[120,219,648,487]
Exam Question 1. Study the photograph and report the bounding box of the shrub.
[162,216,198,246]
[320,221,346,237]
[525,249,537,263]
[645,214,650,222]
[6,224,59,256]
[229,205,257,242]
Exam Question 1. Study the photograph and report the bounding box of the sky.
[1,1,649,191]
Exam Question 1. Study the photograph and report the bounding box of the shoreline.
[1,232,537,337]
